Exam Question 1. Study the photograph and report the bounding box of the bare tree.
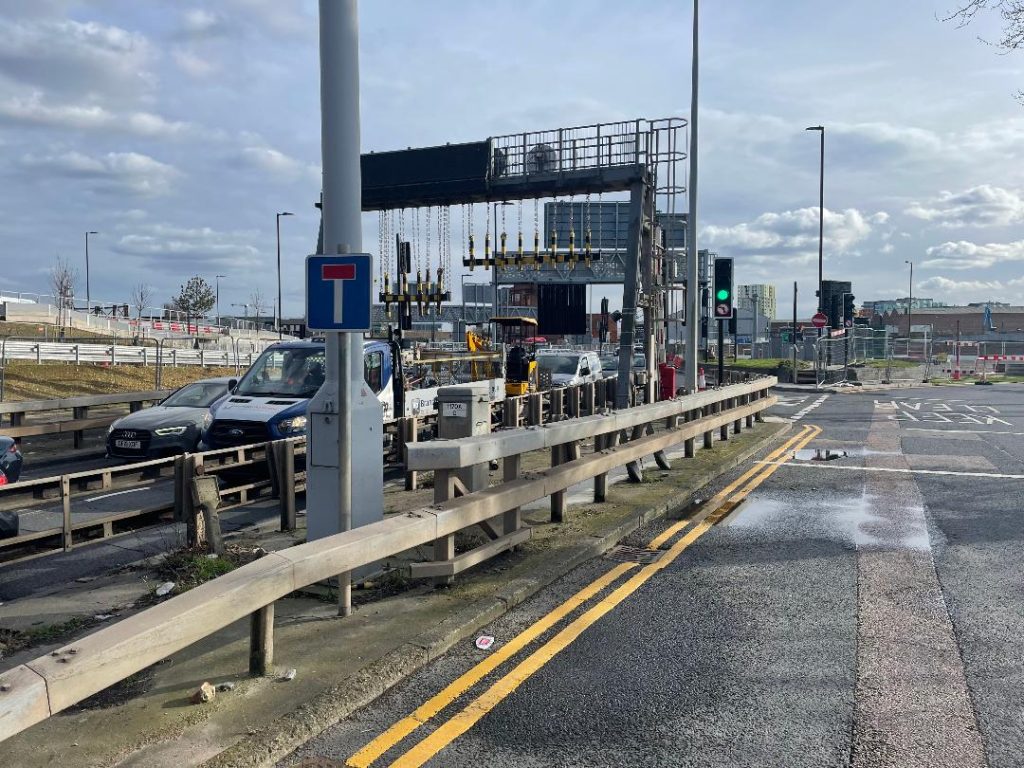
[49,256,77,334]
[945,1,1024,100]
[249,288,268,325]
[130,283,153,321]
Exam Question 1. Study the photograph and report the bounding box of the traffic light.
[713,257,733,319]
[843,294,856,327]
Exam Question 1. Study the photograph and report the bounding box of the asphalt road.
[282,383,1024,768]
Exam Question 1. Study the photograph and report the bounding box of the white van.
[536,350,603,387]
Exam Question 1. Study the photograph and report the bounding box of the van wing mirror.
[228,378,238,392]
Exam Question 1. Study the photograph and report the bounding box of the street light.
[805,125,824,322]
[231,302,250,320]
[905,260,913,340]
[85,231,98,311]
[215,275,226,327]
[276,211,294,339]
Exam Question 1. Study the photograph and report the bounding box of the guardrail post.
[720,398,731,441]
[550,444,565,522]
[593,429,618,502]
[401,417,418,491]
[567,386,580,418]
[35,344,41,364]
[9,411,23,435]
[502,397,521,429]
[61,474,72,551]
[75,344,80,364]
[550,388,564,422]
[130,399,143,413]
[684,409,696,458]
[72,406,88,449]
[278,440,296,531]
[745,393,755,428]
[503,451,521,538]
[200,349,205,366]
[734,395,744,434]
[249,603,274,676]
[754,387,765,422]
[582,382,595,415]
[171,349,177,367]
[432,469,457,587]
[703,406,714,449]
[109,345,115,366]
[527,393,542,426]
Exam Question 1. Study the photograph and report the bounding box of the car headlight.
[202,412,213,430]
[154,425,190,436]
[276,416,308,435]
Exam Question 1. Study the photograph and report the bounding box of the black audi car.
[0,436,23,485]
[107,377,235,460]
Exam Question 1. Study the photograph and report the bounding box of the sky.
[2,0,1024,319]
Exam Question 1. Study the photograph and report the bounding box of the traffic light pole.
[717,319,724,386]
[792,281,798,384]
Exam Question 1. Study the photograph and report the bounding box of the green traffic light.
[716,288,730,301]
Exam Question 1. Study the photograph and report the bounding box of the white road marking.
[903,427,1024,436]
[86,487,148,503]
[755,459,1024,480]
[792,394,829,421]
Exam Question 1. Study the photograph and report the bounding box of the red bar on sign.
[322,264,356,281]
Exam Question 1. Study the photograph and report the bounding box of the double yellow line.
[347,424,821,768]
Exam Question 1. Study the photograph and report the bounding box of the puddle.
[793,448,848,461]
[792,446,898,461]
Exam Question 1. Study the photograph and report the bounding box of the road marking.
[86,487,148,503]
[755,460,1024,480]
[792,394,828,421]
[345,561,638,767]
[903,427,1024,437]
[377,426,822,768]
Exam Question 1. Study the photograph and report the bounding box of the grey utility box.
[436,382,492,492]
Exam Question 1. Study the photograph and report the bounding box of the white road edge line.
[86,487,149,503]
[903,427,1024,436]
[755,459,1024,480]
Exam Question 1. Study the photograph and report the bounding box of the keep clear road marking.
[345,425,821,768]
[756,459,1024,481]
[792,394,829,421]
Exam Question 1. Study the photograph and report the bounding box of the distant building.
[863,297,946,315]
[877,305,1024,338]
[737,284,777,320]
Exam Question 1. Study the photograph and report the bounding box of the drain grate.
[605,545,662,564]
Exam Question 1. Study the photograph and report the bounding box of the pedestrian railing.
[0,375,775,742]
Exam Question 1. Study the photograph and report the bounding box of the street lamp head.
[279,211,294,217]
[805,125,823,132]
[86,230,98,235]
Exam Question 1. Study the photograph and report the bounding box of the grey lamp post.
[805,125,824,330]
[215,274,226,327]
[276,211,294,338]
[905,260,913,340]
[85,230,98,311]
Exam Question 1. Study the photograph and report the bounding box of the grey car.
[106,377,235,460]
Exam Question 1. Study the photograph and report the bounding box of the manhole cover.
[605,545,662,564]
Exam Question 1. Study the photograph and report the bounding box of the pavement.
[275,383,1024,768]
[0,413,789,768]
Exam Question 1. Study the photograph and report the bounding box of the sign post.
[306,0,383,618]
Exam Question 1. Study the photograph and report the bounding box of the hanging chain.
[425,205,432,272]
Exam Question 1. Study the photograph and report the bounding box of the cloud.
[920,239,1024,270]
[701,207,887,256]
[0,92,200,137]
[917,275,1024,304]
[110,223,261,272]
[172,48,217,78]
[230,144,320,184]
[181,9,227,38]
[0,17,154,98]
[906,185,1024,228]
[19,150,180,196]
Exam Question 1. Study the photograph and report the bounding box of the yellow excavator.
[491,316,539,396]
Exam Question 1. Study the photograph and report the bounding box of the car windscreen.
[162,381,229,408]
[537,354,579,374]
[236,347,326,398]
